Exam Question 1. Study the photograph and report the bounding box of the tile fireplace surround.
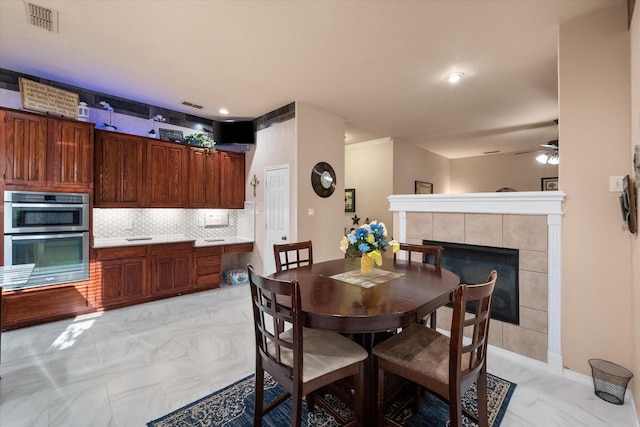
[389,191,565,374]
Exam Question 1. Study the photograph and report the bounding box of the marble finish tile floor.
[0,285,637,426]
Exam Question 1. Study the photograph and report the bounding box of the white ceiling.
[0,0,623,159]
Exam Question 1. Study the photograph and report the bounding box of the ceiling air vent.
[182,101,203,109]
[24,1,58,32]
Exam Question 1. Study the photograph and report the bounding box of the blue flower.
[355,228,369,240]
[358,242,371,252]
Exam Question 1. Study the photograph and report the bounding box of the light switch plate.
[610,176,624,192]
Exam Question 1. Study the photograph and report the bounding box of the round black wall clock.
[311,161,336,198]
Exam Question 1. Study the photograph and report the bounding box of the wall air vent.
[24,1,58,32]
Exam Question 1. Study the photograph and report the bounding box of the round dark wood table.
[271,257,460,333]
[270,257,460,426]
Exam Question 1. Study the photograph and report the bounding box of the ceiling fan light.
[536,153,549,164]
[548,153,559,165]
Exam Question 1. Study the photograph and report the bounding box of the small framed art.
[345,188,356,212]
[541,177,558,191]
[415,181,433,194]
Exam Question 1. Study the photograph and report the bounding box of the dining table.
[270,256,460,425]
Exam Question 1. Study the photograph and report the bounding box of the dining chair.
[248,264,367,427]
[393,243,444,327]
[273,240,313,273]
[373,270,498,427]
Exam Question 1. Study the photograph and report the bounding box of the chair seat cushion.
[273,327,368,383]
[373,324,452,385]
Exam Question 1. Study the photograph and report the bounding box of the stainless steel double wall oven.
[4,191,90,289]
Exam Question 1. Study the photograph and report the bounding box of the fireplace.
[423,240,519,325]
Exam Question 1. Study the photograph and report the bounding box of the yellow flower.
[365,234,375,244]
[339,236,350,253]
[368,249,383,266]
[389,239,400,253]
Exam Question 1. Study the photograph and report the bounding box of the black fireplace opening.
[422,240,519,325]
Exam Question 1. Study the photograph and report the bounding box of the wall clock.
[311,161,336,198]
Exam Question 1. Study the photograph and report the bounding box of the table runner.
[328,268,404,288]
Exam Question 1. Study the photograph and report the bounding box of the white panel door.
[263,165,290,276]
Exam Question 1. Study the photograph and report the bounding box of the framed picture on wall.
[345,188,356,212]
[415,180,433,194]
[541,177,558,191]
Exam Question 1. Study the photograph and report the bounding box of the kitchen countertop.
[93,235,253,249]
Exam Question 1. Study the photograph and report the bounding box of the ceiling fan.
[535,139,559,165]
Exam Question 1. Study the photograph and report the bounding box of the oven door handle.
[8,232,87,241]
[9,203,87,209]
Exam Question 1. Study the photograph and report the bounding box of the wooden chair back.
[451,270,497,394]
[248,264,367,426]
[393,243,443,268]
[273,241,313,273]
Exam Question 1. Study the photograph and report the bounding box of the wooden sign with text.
[19,77,79,118]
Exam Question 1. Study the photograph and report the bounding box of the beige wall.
[392,138,451,195]
[559,3,633,380]
[344,138,394,238]
[242,118,297,274]
[450,151,558,193]
[296,102,346,263]
[630,3,640,416]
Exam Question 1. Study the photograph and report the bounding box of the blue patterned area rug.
[147,372,516,426]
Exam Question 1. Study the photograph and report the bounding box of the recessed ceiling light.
[219,108,229,115]
[445,72,464,83]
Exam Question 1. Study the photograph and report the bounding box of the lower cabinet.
[96,246,148,308]
[1,283,93,330]
[1,241,253,331]
[150,242,194,296]
[195,246,223,289]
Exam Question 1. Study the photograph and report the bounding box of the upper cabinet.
[220,150,245,209]
[49,119,93,189]
[0,108,93,191]
[189,147,221,208]
[94,130,146,207]
[147,141,189,207]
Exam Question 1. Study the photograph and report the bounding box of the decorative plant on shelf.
[184,133,216,150]
[99,101,116,130]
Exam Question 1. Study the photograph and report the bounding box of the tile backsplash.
[93,202,255,240]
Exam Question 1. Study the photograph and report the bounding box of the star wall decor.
[351,214,360,225]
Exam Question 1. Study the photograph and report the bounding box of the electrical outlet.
[124,218,133,230]
[610,176,624,192]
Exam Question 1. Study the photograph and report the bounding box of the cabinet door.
[48,119,93,189]
[95,131,145,207]
[1,110,48,186]
[189,147,220,208]
[101,257,146,305]
[147,141,189,207]
[151,245,193,296]
[219,151,245,208]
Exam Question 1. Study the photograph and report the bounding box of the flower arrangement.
[340,221,399,266]
[184,133,216,149]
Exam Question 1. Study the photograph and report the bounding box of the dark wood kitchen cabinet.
[189,147,221,208]
[195,246,223,289]
[95,246,148,308]
[150,242,193,296]
[147,140,189,207]
[94,130,146,207]
[220,150,245,208]
[48,119,93,189]
[0,108,93,191]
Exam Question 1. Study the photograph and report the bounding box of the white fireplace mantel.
[388,191,566,375]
